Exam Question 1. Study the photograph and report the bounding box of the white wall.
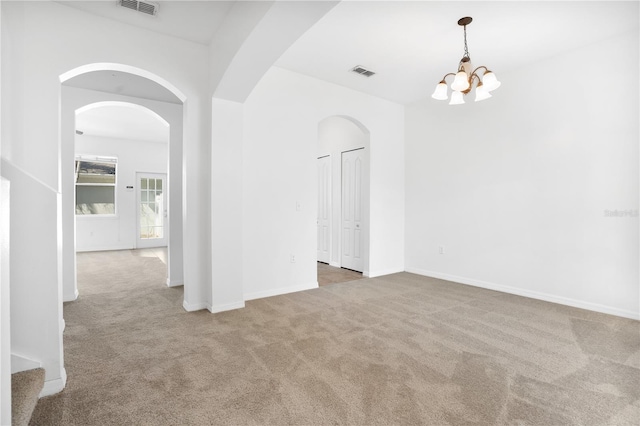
[318,116,370,269]
[0,0,210,392]
[75,134,168,252]
[405,30,640,319]
[1,159,65,395]
[210,98,245,313]
[208,2,340,313]
[241,67,405,300]
[0,3,9,422]
[0,177,10,425]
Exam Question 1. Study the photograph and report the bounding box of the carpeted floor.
[317,262,363,286]
[31,250,640,425]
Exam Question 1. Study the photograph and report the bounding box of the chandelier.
[431,17,501,104]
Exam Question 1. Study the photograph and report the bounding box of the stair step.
[11,368,45,426]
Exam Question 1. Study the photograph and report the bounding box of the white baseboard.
[182,300,208,312]
[76,244,132,253]
[166,278,183,287]
[40,368,66,397]
[63,288,79,302]
[329,261,340,268]
[405,267,640,320]
[208,301,245,314]
[366,267,405,278]
[244,282,318,301]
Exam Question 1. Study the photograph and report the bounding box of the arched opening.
[59,64,186,307]
[60,63,186,103]
[316,115,371,285]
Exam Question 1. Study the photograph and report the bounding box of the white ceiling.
[58,0,639,140]
[55,1,639,106]
[56,0,235,45]
[76,104,169,143]
[64,70,182,104]
[275,1,640,105]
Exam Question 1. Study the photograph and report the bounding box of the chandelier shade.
[474,82,491,102]
[431,17,500,105]
[451,70,471,92]
[482,71,501,91]
[449,91,465,105]
[431,81,448,100]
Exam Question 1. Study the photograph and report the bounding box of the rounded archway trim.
[59,63,187,103]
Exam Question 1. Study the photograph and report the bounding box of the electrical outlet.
[290,254,296,263]
[438,246,444,254]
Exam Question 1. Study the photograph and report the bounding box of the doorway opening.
[60,65,186,306]
[316,116,370,285]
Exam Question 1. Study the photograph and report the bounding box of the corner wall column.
[210,97,244,312]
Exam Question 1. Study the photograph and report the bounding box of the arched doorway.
[317,116,371,283]
[59,64,186,305]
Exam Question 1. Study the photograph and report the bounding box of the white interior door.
[136,173,167,249]
[341,149,364,272]
[317,156,330,263]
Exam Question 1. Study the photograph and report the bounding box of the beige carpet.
[30,250,640,425]
[12,367,45,426]
[317,262,363,286]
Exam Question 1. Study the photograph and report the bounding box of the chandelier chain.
[463,24,470,60]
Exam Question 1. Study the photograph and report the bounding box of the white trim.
[244,282,318,301]
[182,300,208,312]
[40,368,66,398]
[63,288,79,302]
[405,267,640,321]
[366,267,404,278]
[166,278,182,287]
[59,63,187,102]
[76,244,133,253]
[208,301,245,314]
[329,261,340,268]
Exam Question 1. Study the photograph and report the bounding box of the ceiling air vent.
[351,65,376,78]
[118,0,158,16]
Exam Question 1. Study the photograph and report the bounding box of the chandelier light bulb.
[474,82,492,102]
[482,71,501,91]
[431,82,448,100]
[449,90,465,105]
[451,70,470,92]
